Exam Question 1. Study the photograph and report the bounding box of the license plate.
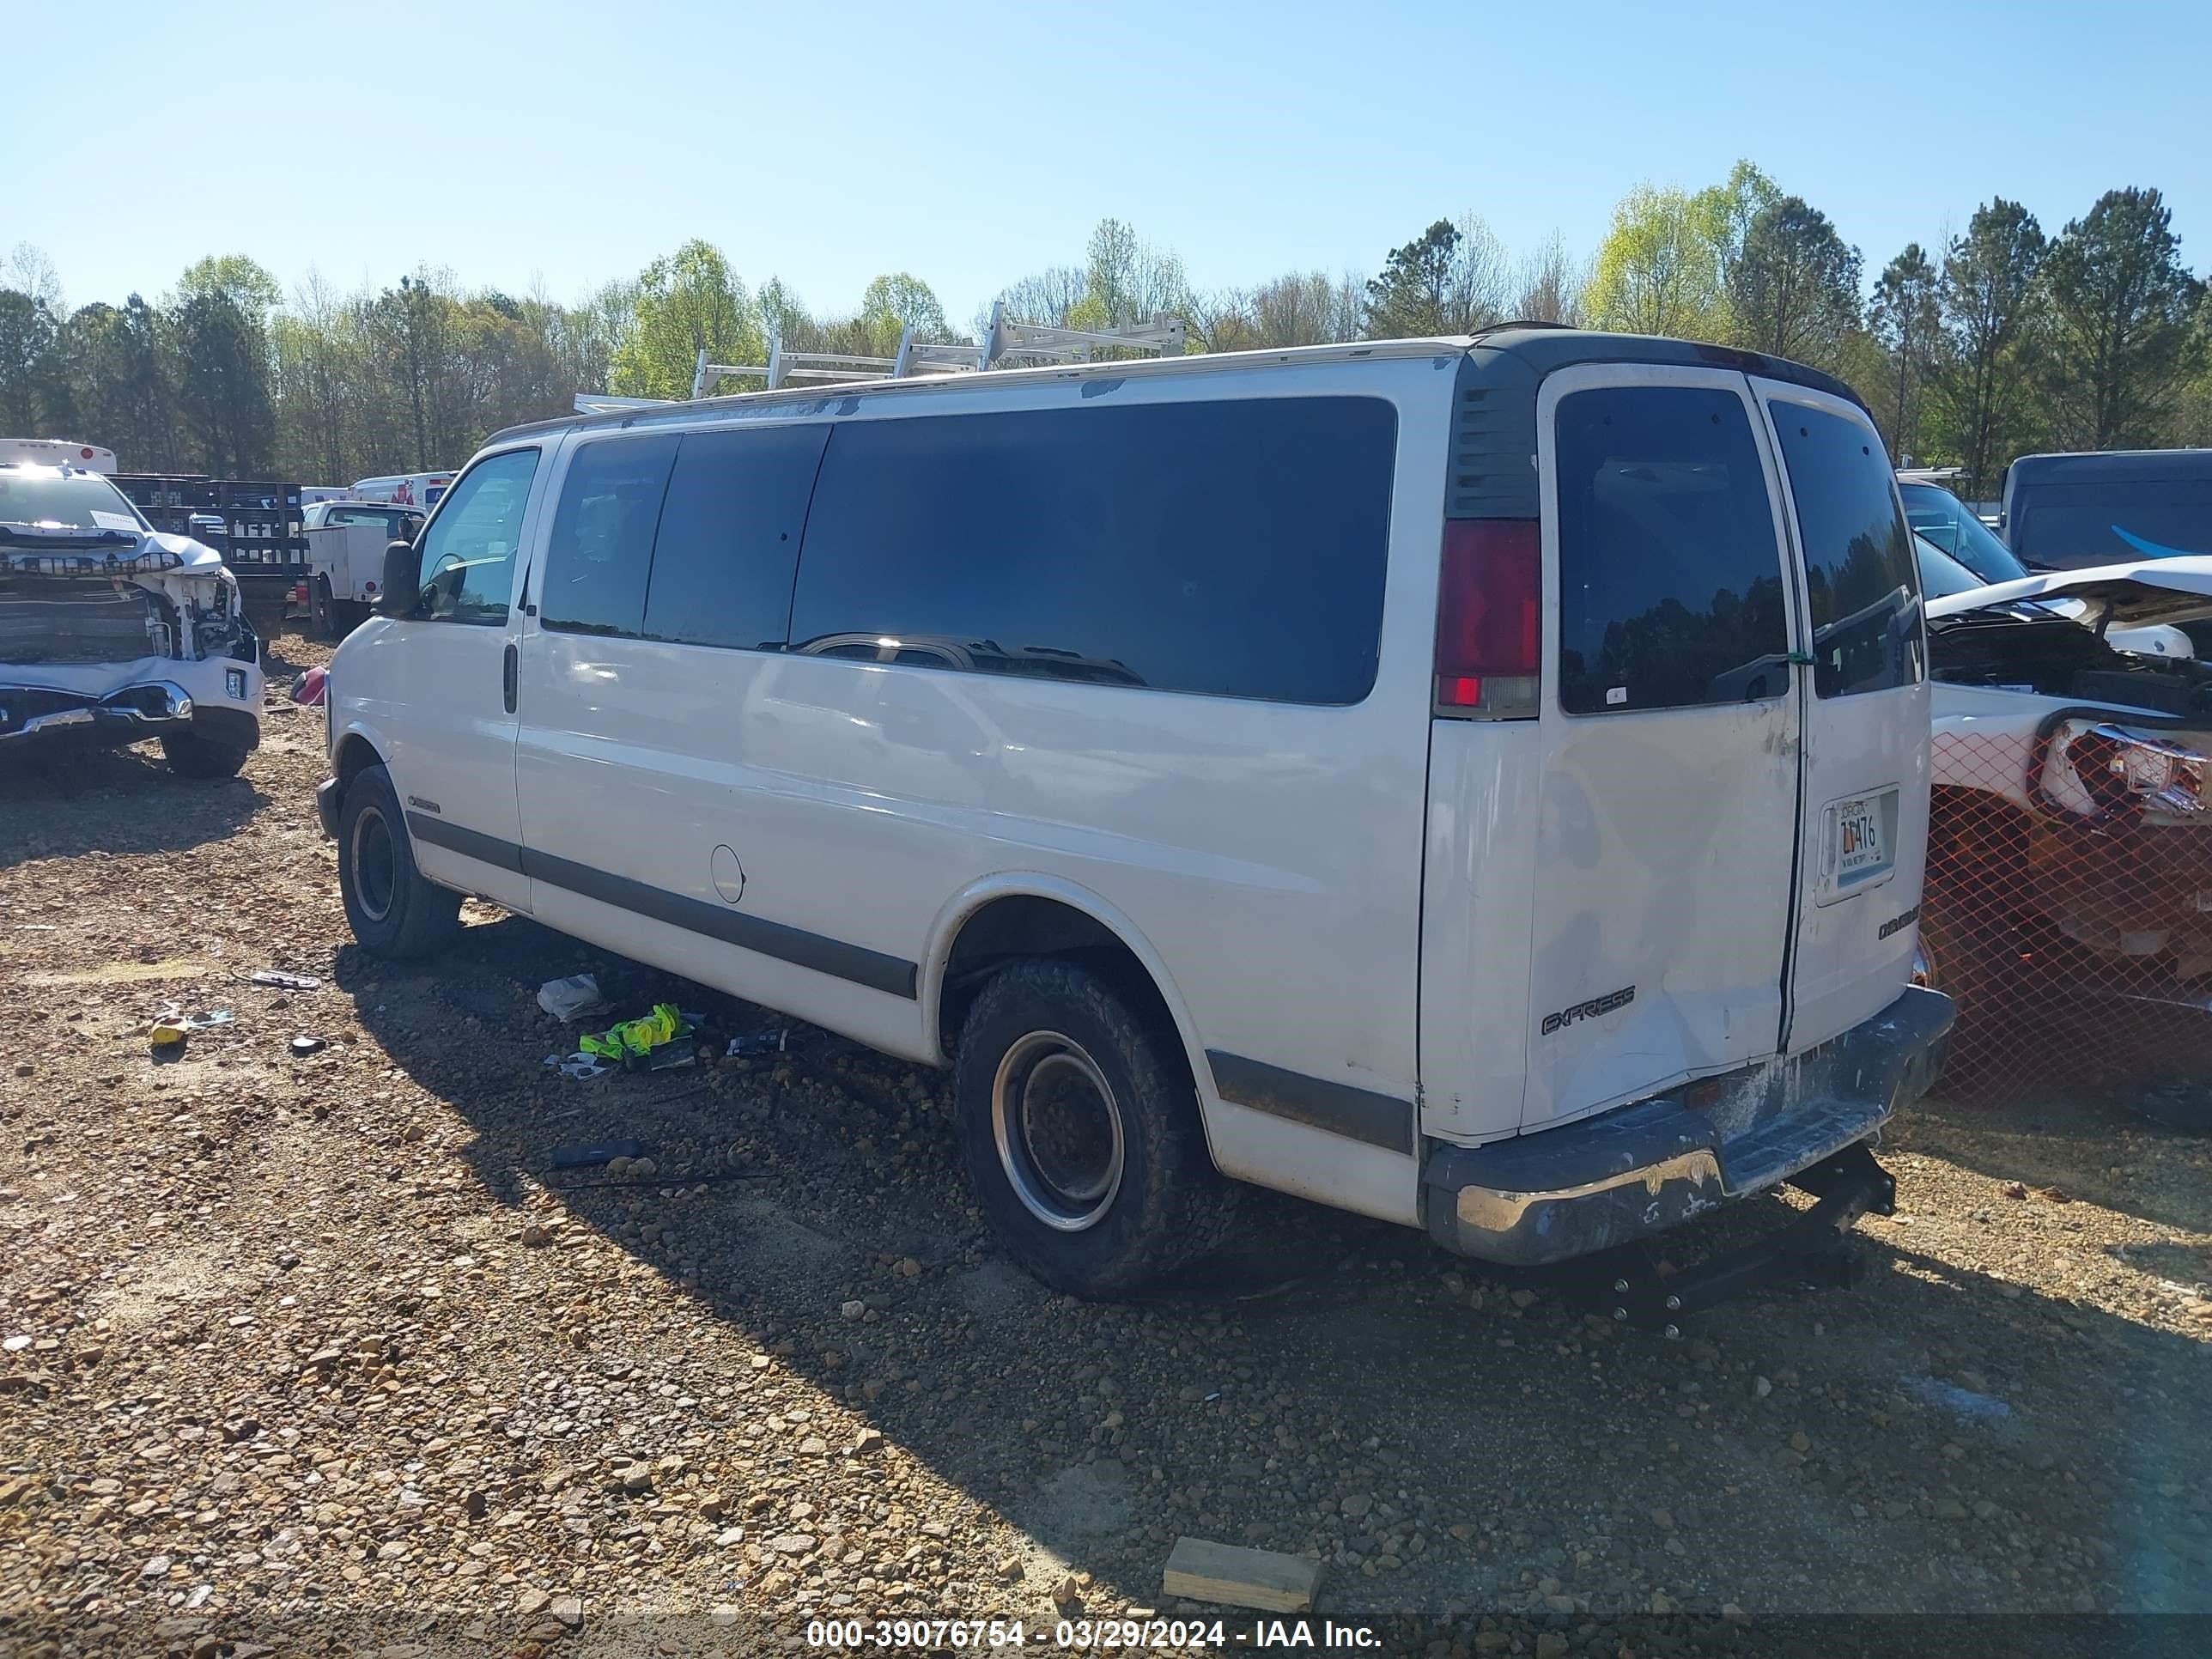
[1834,796,1885,877]
[1820,787,1899,902]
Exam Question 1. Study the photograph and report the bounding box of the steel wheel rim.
[351,804,397,923]
[991,1030,1125,1232]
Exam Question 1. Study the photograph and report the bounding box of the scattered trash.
[1161,1536,1321,1614]
[289,1036,325,1056]
[289,665,326,707]
[152,1003,234,1033]
[537,974,609,1022]
[250,970,322,992]
[726,1029,789,1060]
[1900,1376,2013,1423]
[149,1003,233,1054]
[580,1003,690,1066]
[2136,1075,2212,1133]
[1202,1390,1222,1403]
[545,1052,611,1080]
[549,1139,647,1170]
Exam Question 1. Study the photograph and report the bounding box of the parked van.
[2002,449,2212,570]
[316,331,1952,1298]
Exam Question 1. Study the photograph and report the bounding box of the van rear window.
[787,398,1397,706]
[1553,386,1790,715]
[2012,480,2212,564]
[1770,403,1923,698]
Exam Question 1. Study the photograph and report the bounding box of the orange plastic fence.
[1923,726,2212,1101]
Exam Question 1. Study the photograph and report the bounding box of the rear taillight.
[1435,518,1540,720]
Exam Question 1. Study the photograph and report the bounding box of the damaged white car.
[0,462,264,778]
[1920,551,2212,1073]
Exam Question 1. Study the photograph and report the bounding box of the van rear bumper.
[1422,986,1954,1267]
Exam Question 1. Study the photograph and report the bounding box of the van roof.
[483,327,1867,448]
[2007,449,2212,487]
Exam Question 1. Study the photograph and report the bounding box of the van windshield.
[1898,482,2028,583]
[2011,478,2212,565]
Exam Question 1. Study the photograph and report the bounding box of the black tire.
[160,730,248,781]
[337,763,463,959]
[953,957,1238,1298]
[311,574,335,640]
[333,599,369,635]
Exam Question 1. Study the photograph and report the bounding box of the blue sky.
[9,0,2208,326]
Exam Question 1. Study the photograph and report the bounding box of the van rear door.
[1522,364,1805,1129]
[1752,380,1929,1050]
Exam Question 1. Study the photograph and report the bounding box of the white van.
[315,331,1953,1299]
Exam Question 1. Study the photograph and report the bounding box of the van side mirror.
[380,538,421,618]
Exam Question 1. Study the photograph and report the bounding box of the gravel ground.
[2,628,2209,1659]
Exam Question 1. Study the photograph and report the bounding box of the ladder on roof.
[573,301,1187,416]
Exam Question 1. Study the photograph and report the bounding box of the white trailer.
[0,438,117,473]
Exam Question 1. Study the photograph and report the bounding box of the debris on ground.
[536,972,608,1022]
[727,1028,789,1060]
[545,1050,611,1079]
[1162,1536,1322,1613]
[579,1001,690,1066]
[289,1035,325,1056]
[148,1002,233,1052]
[548,1139,647,1170]
[249,969,322,992]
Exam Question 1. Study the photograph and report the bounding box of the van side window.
[540,435,679,636]
[788,398,1396,705]
[1770,404,1923,697]
[1554,386,1790,714]
[642,424,830,651]
[415,448,539,624]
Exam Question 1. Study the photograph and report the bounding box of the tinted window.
[1898,483,2027,583]
[416,448,538,623]
[1554,386,1790,715]
[2013,480,2212,565]
[642,424,828,651]
[788,398,1395,704]
[540,436,678,635]
[1771,404,1923,697]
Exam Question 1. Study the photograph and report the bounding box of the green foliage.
[1928,198,2048,497]
[611,240,763,399]
[7,175,2209,495]
[1869,244,1942,461]
[2038,187,2204,448]
[1727,197,1861,368]
[1583,185,1726,339]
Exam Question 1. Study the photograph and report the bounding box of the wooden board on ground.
[1162,1536,1322,1613]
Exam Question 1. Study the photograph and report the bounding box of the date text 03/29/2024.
[805,1618,1384,1650]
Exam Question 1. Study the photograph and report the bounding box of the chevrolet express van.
[316,330,1953,1297]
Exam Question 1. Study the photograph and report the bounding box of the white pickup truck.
[303,500,426,636]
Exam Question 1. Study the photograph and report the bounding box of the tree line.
[2,162,2203,496]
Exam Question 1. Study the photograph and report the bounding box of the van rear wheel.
[337,763,463,959]
[953,958,1237,1298]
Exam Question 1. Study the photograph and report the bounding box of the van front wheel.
[337,763,463,959]
[953,958,1237,1298]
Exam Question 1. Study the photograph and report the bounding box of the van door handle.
[502,642,519,714]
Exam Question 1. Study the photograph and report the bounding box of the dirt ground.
[3,627,2209,1659]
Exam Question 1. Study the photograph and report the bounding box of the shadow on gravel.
[337,910,2212,1619]
[1899,1089,2212,1238]
[0,745,269,866]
